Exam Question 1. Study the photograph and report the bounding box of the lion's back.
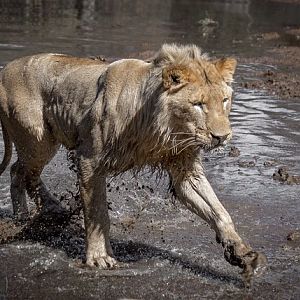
[0,53,108,144]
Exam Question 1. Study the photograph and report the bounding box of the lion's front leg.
[78,158,117,269]
[169,161,266,284]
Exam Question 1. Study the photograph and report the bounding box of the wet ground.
[0,0,300,299]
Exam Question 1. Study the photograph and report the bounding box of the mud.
[287,230,300,241]
[263,160,278,167]
[0,0,300,299]
[238,26,300,99]
[228,146,240,158]
[238,161,256,168]
[273,167,300,185]
[240,51,300,100]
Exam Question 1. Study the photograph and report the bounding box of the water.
[1,0,300,62]
[0,0,300,299]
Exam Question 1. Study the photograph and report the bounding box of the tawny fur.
[0,44,266,280]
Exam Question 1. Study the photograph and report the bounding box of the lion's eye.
[223,98,229,109]
[194,102,203,112]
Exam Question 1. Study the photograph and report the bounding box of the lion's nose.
[211,133,229,146]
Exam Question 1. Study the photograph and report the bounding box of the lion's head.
[96,44,237,173]
[151,44,236,156]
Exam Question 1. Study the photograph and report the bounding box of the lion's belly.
[45,102,78,149]
[45,87,98,149]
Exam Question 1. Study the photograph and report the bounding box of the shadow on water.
[1,211,243,287]
[112,241,243,286]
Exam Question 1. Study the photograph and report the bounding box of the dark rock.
[273,166,300,185]
[238,160,256,168]
[228,146,240,157]
[264,160,277,167]
[273,166,289,181]
[287,230,300,241]
[286,175,300,185]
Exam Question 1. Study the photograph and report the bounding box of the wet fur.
[0,44,266,281]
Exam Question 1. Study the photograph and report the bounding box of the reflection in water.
[76,0,96,30]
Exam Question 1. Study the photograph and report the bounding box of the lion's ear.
[162,65,192,92]
[214,58,237,84]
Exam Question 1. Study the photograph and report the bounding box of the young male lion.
[0,44,266,282]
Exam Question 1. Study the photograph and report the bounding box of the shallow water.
[0,0,300,299]
[1,0,300,61]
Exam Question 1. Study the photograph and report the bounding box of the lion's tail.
[0,120,12,176]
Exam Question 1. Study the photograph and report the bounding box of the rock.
[287,230,300,241]
[286,175,300,185]
[273,167,300,185]
[238,160,256,168]
[228,146,240,157]
[273,166,289,181]
[263,70,275,77]
[89,55,106,62]
[261,32,280,41]
[197,18,218,27]
[264,160,277,167]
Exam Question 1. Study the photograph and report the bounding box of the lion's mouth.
[194,131,228,151]
[168,133,229,155]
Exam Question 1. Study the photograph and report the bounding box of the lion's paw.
[86,254,118,269]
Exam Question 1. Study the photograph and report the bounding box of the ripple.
[0,43,25,49]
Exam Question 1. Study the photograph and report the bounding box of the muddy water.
[0,0,300,299]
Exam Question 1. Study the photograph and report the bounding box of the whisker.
[170,137,196,156]
[176,141,200,155]
[168,137,195,150]
[170,140,195,155]
[170,132,196,136]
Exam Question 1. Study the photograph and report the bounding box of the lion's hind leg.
[10,156,62,220]
[25,165,65,215]
[13,135,62,217]
[10,160,28,221]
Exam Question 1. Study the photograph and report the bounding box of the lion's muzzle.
[211,132,230,147]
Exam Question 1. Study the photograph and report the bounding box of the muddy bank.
[238,32,300,99]
[239,47,300,100]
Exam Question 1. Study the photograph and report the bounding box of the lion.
[0,44,266,283]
